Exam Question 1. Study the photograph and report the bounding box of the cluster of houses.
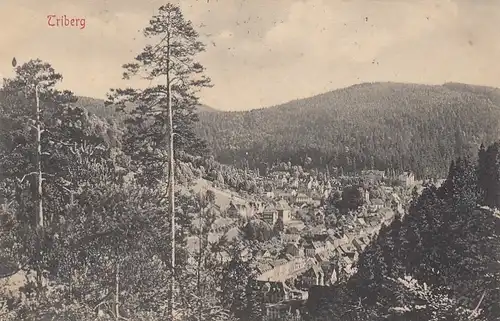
[184,168,416,320]
[250,205,397,320]
[361,169,415,187]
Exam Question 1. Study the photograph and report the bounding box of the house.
[315,250,331,264]
[285,220,306,233]
[352,237,369,252]
[369,198,385,212]
[256,262,274,276]
[339,256,354,274]
[361,170,386,182]
[295,193,312,205]
[357,217,367,227]
[382,186,394,193]
[399,171,415,187]
[250,201,266,213]
[269,259,290,280]
[227,202,254,219]
[337,243,358,260]
[327,231,349,248]
[276,200,292,223]
[303,237,329,258]
[300,264,325,287]
[282,233,301,244]
[319,262,339,286]
[365,218,382,236]
[287,257,307,274]
[283,243,301,257]
[254,280,287,304]
[304,243,316,258]
[313,209,325,221]
[380,208,395,222]
[276,191,295,202]
[311,199,322,208]
[261,250,273,258]
[262,205,279,225]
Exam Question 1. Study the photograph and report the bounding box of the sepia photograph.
[0,0,499,320]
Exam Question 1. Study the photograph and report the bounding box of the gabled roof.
[276,199,292,210]
[312,241,325,249]
[357,218,367,226]
[263,203,277,212]
[339,244,356,254]
[315,251,330,262]
[270,259,288,268]
[367,217,381,226]
[342,256,353,265]
[256,262,273,274]
[283,234,301,243]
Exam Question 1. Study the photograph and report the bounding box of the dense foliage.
[0,4,259,320]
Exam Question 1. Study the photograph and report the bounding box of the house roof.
[254,280,285,292]
[283,234,301,243]
[276,200,292,211]
[256,262,273,274]
[367,217,381,226]
[312,241,325,249]
[263,204,277,212]
[342,256,353,265]
[285,220,306,230]
[270,259,288,267]
[357,218,367,226]
[315,263,325,274]
[315,251,330,262]
[339,244,356,254]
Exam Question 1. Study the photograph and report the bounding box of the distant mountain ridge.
[193,82,500,177]
[73,82,500,178]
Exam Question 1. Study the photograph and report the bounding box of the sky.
[0,0,499,111]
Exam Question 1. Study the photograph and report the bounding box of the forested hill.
[194,82,500,178]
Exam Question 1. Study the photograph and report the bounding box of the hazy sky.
[0,0,499,111]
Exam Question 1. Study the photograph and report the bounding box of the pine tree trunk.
[166,21,176,320]
[115,260,120,321]
[35,84,44,295]
[35,84,43,229]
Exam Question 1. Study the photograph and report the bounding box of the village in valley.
[4,1,498,320]
[183,163,434,320]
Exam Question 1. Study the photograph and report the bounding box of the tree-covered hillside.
[195,82,500,178]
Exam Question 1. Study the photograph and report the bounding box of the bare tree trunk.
[115,260,120,321]
[35,84,43,230]
[166,21,176,321]
[34,84,44,295]
[197,207,204,321]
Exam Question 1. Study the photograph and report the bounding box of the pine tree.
[107,4,211,319]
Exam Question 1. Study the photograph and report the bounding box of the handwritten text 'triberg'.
[47,15,86,29]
